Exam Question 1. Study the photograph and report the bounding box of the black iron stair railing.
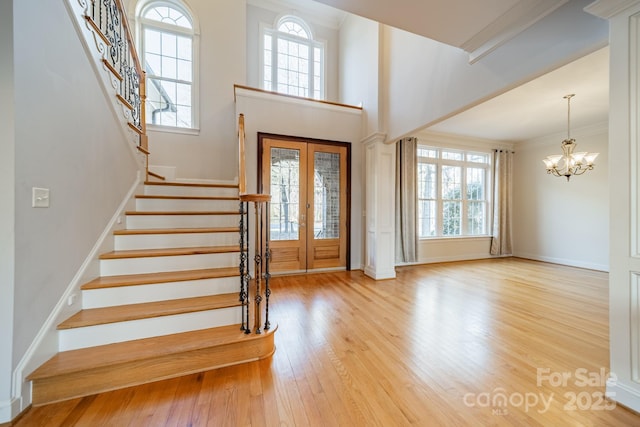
[237,114,272,334]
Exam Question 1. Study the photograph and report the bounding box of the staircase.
[27,181,276,406]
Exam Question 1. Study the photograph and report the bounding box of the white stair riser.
[126,214,239,229]
[144,185,238,198]
[135,198,240,212]
[59,307,242,351]
[114,231,239,250]
[82,277,240,309]
[100,252,240,276]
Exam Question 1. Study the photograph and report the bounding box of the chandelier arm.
[572,167,589,176]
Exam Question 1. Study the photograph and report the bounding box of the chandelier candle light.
[542,94,599,181]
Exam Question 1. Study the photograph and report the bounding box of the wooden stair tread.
[28,324,273,380]
[99,245,240,260]
[81,267,239,290]
[113,226,239,235]
[144,181,238,189]
[58,294,241,330]
[135,195,239,201]
[125,210,239,215]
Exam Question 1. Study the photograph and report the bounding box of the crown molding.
[462,0,569,64]
[584,0,640,18]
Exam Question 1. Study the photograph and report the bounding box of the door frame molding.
[257,132,351,271]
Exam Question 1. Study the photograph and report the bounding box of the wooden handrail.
[114,0,143,78]
[114,0,147,150]
[233,84,363,111]
[140,71,148,152]
[84,0,150,157]
[238,114,246,195]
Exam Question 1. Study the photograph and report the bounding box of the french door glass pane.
[270,148,300,241]
[314,152,340,239]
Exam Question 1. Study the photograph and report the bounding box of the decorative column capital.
[361,132,387,146]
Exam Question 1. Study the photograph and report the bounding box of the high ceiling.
[254,0,609,143]
[427,46,609,142]
[312,0,570,62]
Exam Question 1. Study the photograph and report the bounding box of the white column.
[363,133,396,280]
[0,0,17,423]
[587,0,640,412]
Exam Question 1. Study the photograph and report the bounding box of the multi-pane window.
[417,146,490,238]
[262,17,324,100]
[139,2,195,128]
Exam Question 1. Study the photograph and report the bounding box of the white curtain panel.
[490,150,514,256]
[395,137,418,263]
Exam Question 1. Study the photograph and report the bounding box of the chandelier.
[542,94,599,181]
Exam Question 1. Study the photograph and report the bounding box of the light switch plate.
[32,187,50,208]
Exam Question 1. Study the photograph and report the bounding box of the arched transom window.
[262,16,324,100]
[138,1,196,129]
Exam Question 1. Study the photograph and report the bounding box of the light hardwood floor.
[12,258,640,426]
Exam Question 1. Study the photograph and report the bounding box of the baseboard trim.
[0,397,20,424]
[513,252,609,272]
[364,266,396,280]
[607,379,640,414]
[12,174,142,416]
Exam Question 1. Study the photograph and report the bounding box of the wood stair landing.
[27,324,277,405]
[27,180,275,406]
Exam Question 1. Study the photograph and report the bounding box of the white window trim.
[259,16,326,100]
[132,0,200,133]
[418,146,492,239]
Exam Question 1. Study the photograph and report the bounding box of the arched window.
[262,16,324,100]
[137,1,197,130]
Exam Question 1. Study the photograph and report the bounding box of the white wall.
[246,3,340,103]
[235,87,363,269]
[418,238,494,264]
[11,0,139,415]
[0,1,16,422]
[513,123,609,271]
[382,0,608,143]
[339,14,381,137]
[132,0,247,181]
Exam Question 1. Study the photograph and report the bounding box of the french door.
[260,135,349,273]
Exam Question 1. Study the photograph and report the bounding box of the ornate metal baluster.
[238,201,248,333]
[244,201,251,334]
[253,201,263,334]
[264,200,271,331]
[79,0,147,153]
[105,0,121,68]
[238,200,245,330]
